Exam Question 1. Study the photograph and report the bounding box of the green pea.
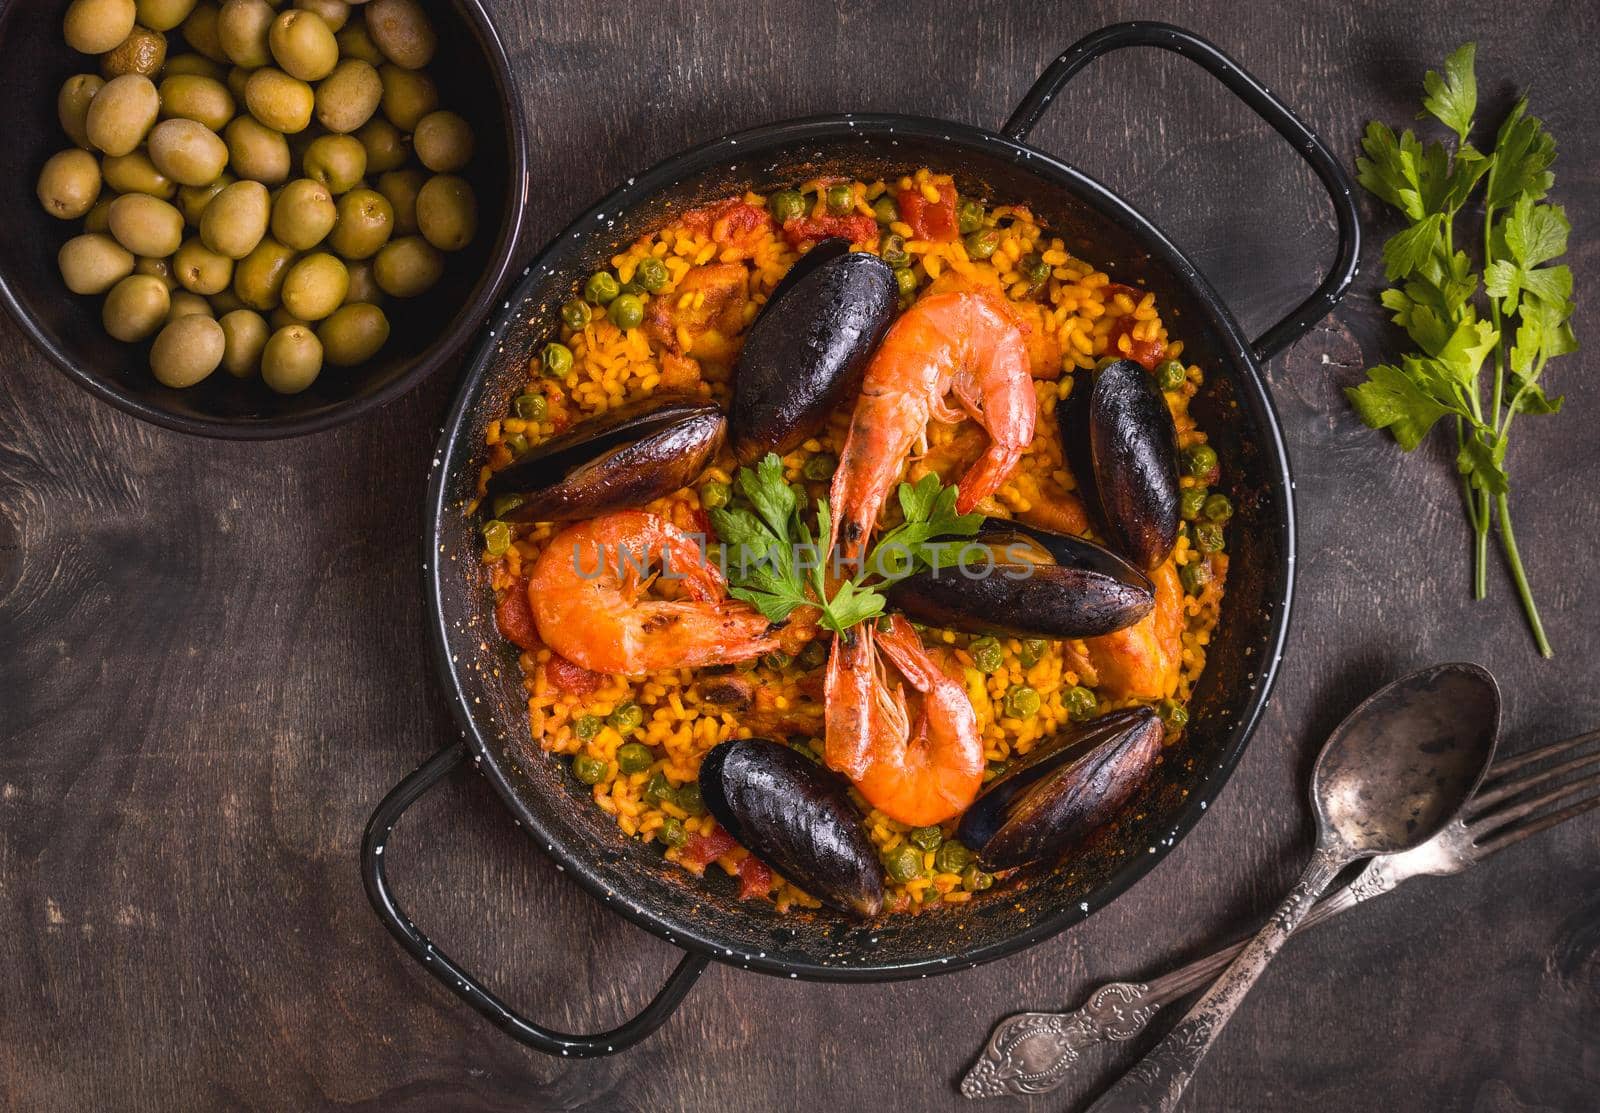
[970,636,1005,674]
[1156,359,1187,391]
[480,519,511,556]
[608,293,644,331]
[795,640,827,671]
[491,494,524,519]
[1203,493,1234,522]
[572,754,607,784]
[675,782,705,816]
[1004,685,1041,718]
[574,714,602,741]
[657,816,687,846]
[762,650,792,671]
[1064,685,1097,721]
[513,392,546,421]
[616,742,653,774]
[584,270,619,305]
[1158,698,1190,729]
[909,825,943,852]
[1180,486,1209,521]
[934,841,972,874]
[1021,253,1050,286]
[893,267,917,299]
[1193,521,1225,553]
[541,342,573,378]
[1019,638,1047,668]
[964,228,1000,260]
[824,183,852,215]
[876,614,895,633]
[802,453,837,482]
[769,189,805,224]
[645,770,674,804]
[1183,443,1219,478]
[560,298,591,330]
[1180,559,1213,595]
[700,480,730,509]
[957,199,985,234]
[635,256,669,293]
[608,703,645,734]
[879,233,909,268]
[504,433,529,456]
[872,195,898,224]
[885,844,924,883]
[961,864,994,892]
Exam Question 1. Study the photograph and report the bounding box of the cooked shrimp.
[528,510,780,675]
[829,288,1035,562]
[824,614,983,827]
[1084,559,1184,699]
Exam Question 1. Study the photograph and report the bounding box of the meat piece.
[781,214,877,250]
[1084,559,1183,699]
[682,198,773,259]
[644,262,749,364]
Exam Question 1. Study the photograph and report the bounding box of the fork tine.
[1478,728,1600,790]
[1474,790,1600,857]
[1471,744,1600,812]
[1470,768,1600,841]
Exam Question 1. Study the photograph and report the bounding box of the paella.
[473,167,1230,918]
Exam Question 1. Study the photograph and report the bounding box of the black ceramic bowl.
[0,0,528,439]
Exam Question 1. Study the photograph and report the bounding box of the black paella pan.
[361,22,1360,1056]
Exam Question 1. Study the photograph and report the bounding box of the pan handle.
[1001,21,1360,364]
[360,744,710,1058]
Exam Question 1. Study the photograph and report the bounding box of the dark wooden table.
[3,2,1597,1110]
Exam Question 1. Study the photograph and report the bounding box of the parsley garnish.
[708,454,983,635]
[1347,43,1576,657]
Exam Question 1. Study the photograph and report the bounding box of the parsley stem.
[1496,493,1553,658]
[1485,203,1506,428]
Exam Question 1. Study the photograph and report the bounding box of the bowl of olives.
[0,0,528,438]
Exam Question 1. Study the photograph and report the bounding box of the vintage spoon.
[1085,662,1501,1113]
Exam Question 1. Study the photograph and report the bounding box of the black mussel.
[729,238,896,464]
[1060,358,1180,571]
[956,707,1163,870]
[886,518,1154,638]
[700,737,885,917]
[486,394,724,523]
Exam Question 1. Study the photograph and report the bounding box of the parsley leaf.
[1420,42,1477,143]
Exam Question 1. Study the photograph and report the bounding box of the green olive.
[107,193,184,257]
[217,308,269,376]
[102,274,171,341]
[269,9,338,81]
[58,74,106,149]
[101,150,175,198]
[166,290,214,320]
[280,251,348,320]
[353,117,407,173]
[225,64,251,103]
[243,67,314,133]
[60,234,135,295]
[200,179,270,258]
[260,323,323,393]
[412,109,472,172]
[100,26,167,78]
[317,301,389,365]
[232,235,296,309]
[375,168,423,234]
[365,0,435,69]
[268,306,309,330]
[149,313,225,386]
[37,149,102,220]
[180,3,226,63]
[333,19,382,65]
[328,188,394,259]
[177,172,233,223]
[136,0,199,32]
[291,0,348,34]
[162,52,222,79]
[146,118,229,186]
[270,178,336,250]
[343,259,380,304]
[85,73,159,156]
[209,287,246,314]
[378,62,436,130]
[415,174,475,252]
[64,0,137,54]
[224,115,291,184]
[216,0,275,67]
[372,235,441,297]
[134,254,176,288]
[158,73,235,130]
[173,235,234,294]
[314,58,381,133]
[301,133,366,193]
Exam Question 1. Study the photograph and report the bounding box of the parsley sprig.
[708,454,983,635]
[1347,43,1576,657]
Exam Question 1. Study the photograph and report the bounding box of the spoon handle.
[1085,845,1348,1113]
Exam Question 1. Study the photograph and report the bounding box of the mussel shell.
[486,394,725,523]
[729,238,896,465]
[956,707,1163,870]
[1061,359,1180,571]
[885,518,1154,638]
[700,737,885,917]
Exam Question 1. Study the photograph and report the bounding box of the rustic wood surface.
[2,1,1596,1110]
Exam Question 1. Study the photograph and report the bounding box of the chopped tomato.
[738,856,773,900]
[545,654,605,695]
[1107,315,1166,371]
[781,214,878,250]
[1102,282,1144,305]
[683,198,772,256]
[679,826,739,873]
[494,579,540,651]
[896,183,958,242]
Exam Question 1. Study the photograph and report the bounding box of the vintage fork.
[960,727,1600,1100]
